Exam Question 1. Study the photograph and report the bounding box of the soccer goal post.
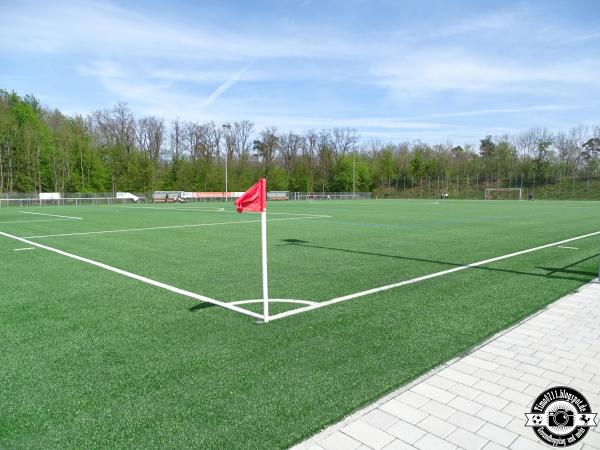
[484,188,523,200]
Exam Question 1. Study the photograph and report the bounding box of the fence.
[376,175,600,201]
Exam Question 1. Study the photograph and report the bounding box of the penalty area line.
[0,231,262,320]
[19,211,83,220]
[23,216,329,239]
[268,229,600,321]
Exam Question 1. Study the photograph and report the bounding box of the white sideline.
[19,211,83,220]
[116,205,332,218]
[0,219,82,224]
[118,206,226,212]
[268,229,600,321]
[23,216,327,239]
[0,231,263,320]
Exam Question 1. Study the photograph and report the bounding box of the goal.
[484,188,522,200]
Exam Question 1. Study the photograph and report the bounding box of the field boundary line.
[114,205,332,218]
[0,219,82,225]
[0,231,262,320]
[19,211,83,220]
[117,206,225,212]
[269,229,600,321]
[23,215,328,239]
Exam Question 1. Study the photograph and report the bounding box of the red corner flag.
[235,178,266,213]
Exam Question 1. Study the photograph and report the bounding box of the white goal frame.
[484,188,522,200]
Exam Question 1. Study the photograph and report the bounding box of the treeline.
[1,89,600,196]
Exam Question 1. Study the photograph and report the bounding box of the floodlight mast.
[222,123,231,203]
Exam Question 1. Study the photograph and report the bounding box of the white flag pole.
[261,209,269,322]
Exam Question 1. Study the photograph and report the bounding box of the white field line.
[558,246,579,250]
[23,216,327,239]
[19,211,83,220]
[0,219,82,224]
[268,230,600,321]
[0,231,263,320]
[118,206,225,212]
[116,205,332,218]
[14,247,34,251]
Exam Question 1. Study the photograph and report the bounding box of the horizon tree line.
[1,89,599,196]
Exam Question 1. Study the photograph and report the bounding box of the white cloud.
[372,51,600,95]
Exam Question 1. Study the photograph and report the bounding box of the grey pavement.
[293,282,600,450]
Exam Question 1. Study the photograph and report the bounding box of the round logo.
[525,386,598,447]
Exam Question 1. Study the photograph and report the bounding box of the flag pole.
[261,209,269,322]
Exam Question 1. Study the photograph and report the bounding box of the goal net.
[484,188,522,200]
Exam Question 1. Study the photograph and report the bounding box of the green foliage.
[1,89,600,197]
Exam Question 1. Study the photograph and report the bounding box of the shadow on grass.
[189,303,216,312]
[280,238,599,283]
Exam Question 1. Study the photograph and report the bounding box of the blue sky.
[1,0,599,143]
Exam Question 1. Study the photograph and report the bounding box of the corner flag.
[235,178,269,322]
[235,178,266,213]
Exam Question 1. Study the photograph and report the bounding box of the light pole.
[353,151,356,198]
[222,123,231,203]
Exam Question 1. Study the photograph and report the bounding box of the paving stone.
[382,439,418,450]
[419,399,458,420]
[473,392,510,411]
[439,367,480,386]
[462,355,499,371]
[362,409,399,430]
[473,379,505,396]
[496,376,529,392]
[451,360,479,375]
[472,368,502,383]
[481,345,517,359]
[509,435,548,450]
[519,372,549,388]
[386,419,426,445]
[477,406,512,427]
[447,382,483,400]
[411,383,456,404]
[342,421,395,449]
[476,422,518,447]
[418,415,456,438]
[395,391,430,408]
[482,442,509,450]
[319,431,362,450]
[380,400,428,425]
[499,388,530,406]
[424,374,455,390]
[446,410,486,432]
[504,417,530,438]
[446,428,489,450]
[447,396,484,415]
[413,433,457,450]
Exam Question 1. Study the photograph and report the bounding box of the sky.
[1,0,599,144]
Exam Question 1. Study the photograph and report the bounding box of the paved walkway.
[293,282,600,450]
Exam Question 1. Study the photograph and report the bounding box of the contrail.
[200,61,254,109]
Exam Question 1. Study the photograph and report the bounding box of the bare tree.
[278,131,302,186]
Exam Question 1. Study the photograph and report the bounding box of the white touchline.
[0,219,82,224]
[19,211,83,220]
[117,206,226,212]
[14,247,34,251]
[268,230,600,321]
[558,246,578,250]
[23,216,327,239]
[0,231,263,320]
[115,205,332,218]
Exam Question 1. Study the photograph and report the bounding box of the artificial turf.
[1,199,599,448]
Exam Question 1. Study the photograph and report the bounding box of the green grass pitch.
[1,199,599,448]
